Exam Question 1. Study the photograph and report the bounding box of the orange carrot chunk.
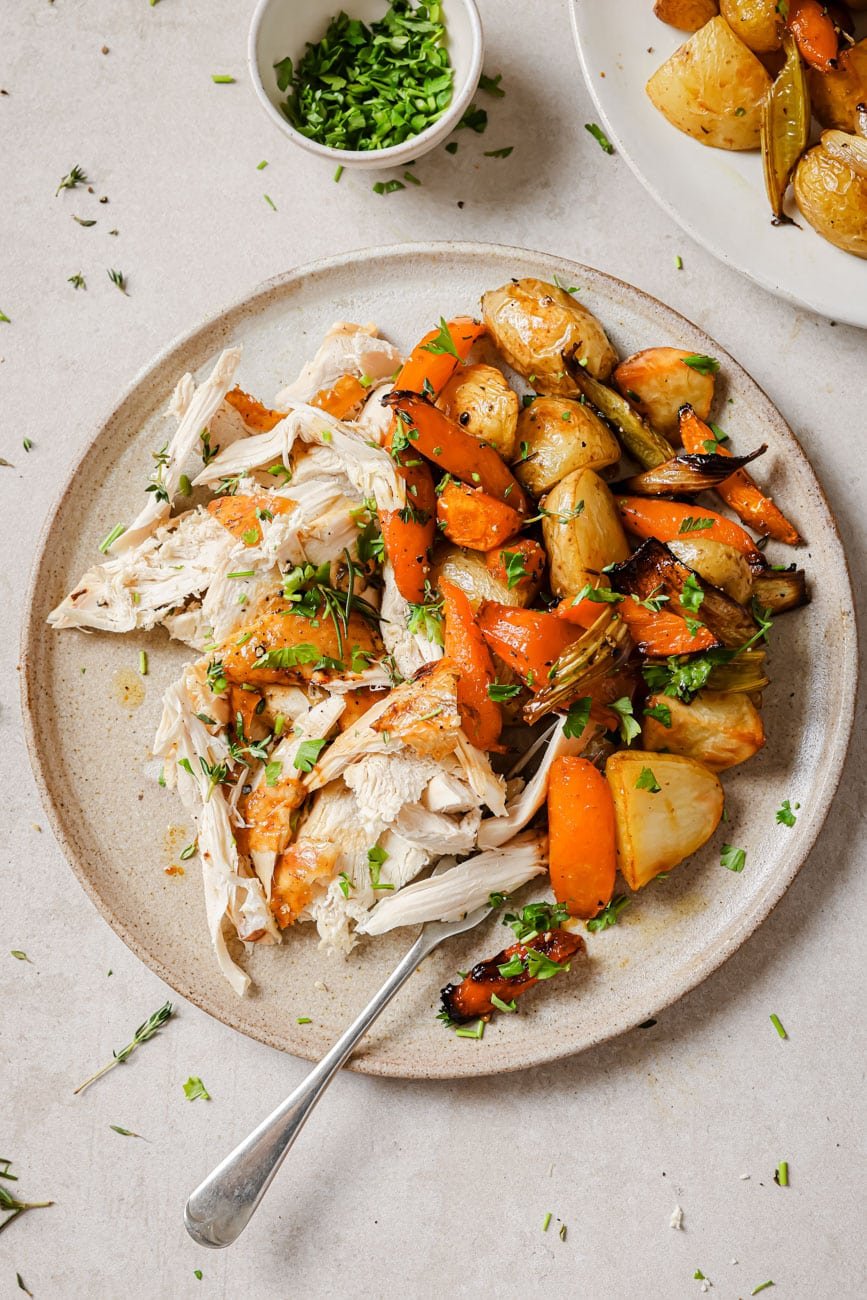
[615,495,764,565]
[440,579,502,750]
[476,603,584,690]
[548,757,617,919]
[437,481,524,551]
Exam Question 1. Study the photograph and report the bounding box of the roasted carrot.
[615,495,764,565]
[440,580,502,750]
[484,537,546,591]
[381,318,483,601]
[548,757,616,919]
[207,494,292,544]
[310,373,369,419]
[787,0,839,71]
[385,392,530,516]
[224,387,286,433]
[437,481,524,551]
[618,599,718,655]
[678,406,801,546]
[556,588,618,629]
[476,603,584,690]
[440,928,584,1023]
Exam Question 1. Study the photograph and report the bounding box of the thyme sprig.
[0,1161,54,1236]
[73,1000,174,1095]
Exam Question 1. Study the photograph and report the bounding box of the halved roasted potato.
[642,690,765,770]
[654,0,719,32]
[481,278,618,393]
[794,131,867,259]
[808,40,867,132]
[430,543,539,609]
[436,363,519,461]
[612,347,716,439]
[606,750,724,889]
[514,396,620,495]
[668,536,753,604]
[719,0,783,53]
[646,16,772,150]
[542,468,630,597]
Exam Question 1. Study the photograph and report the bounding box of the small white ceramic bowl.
[248,0,484,170]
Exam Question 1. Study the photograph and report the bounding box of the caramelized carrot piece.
[440,579,502,750]
[615,495,764,565]
[484,537,546,591]
[548,757,616,919]
[476,603,584,690]
[437,481,524,551]
[228,684,265,737]
[440,928,584,1023]
[225,387,286,433]
[678,406,801,546]
[618,600,718,655]
[207,494,292,544]
[787,0,839,71]
[387,392,529,515]
[556,589,616,629]
[310,373,369,419]
[380,318,483,602]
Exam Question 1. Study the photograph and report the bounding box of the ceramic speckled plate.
[21,243,857,1079]
[570,2,867,328]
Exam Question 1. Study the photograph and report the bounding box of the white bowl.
[248,0,484,170]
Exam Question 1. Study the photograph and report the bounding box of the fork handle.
[184,927,438,1249]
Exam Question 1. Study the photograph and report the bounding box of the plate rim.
[19,240,859,1078]
[567,0,867,330]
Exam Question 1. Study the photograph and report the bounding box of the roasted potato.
[436,363,519,461]
[430,544,539,609]
[808,39,867,132]
[513,396,620,496]
[668,536,753,604]
[794,131,867,259]
[481,279,618,394]
[612,347,715,439]
[606,750,724,889]
[718,0,783,53]
[646,16,772,150]
[654,0,719,32]
[542,468,630,598]
[642,690,765,770]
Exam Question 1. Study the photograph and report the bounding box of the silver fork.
[183,904,490,1249]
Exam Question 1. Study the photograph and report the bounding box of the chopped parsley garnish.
[679,572,705,614]
[682,354,720,376]
[563,696,592,739]
[407,594,444,646]
[524,949,569,980]
[458,104,487,133]
[487,680,522,702]
[421,316,460,359]
[643,702,672,728]
[775,799,799,827]
[609,696,640,745]
[504,900,569,943]
[635,766,661,793]
[183,1076,211,1101]
[720,843,746,873]
[206,658,228,694]
[478,72,505,97]
[293,738,328,773]
[264,760,283,787]
[572,583,624,606]
[253,644,320,671]
[586,895,631,932]
[367,844,393,890]
[585,122,614,153]
[338,872,353,898]
[484,146,513,158]
[678,516,715,534]
[372,179,405,196]
[500,549,529,589]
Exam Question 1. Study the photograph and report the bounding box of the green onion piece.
[585,122,614,153]
[776,1160,789,1187]
[675,254,683,269]
[751,1283,774,1295]
[138,651,148,676]
[490,993,516,1014]
[257,160,268,170]
[263,193,277,210]
[542,1211,552,1232]
[211,74,235,84]
[454,1019,485,1040]
[98,522,126,554]
[296,1016,312,1025]
[333,165,344,183]
[769,1013,787,1039]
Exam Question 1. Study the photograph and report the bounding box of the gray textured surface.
[1,1,865,1297]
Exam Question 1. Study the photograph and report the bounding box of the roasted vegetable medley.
[49,279,808,1030]
[649,2,867,257]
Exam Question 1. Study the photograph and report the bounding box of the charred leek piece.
[617,446,766,496]
[762,34,810,221]
[523,610,631,725]
[707,649,770,694]
[564,350,674,470]
[752,567,809,614]
[609,538,758,649]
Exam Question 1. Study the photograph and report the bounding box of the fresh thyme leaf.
[72,215,96,227]
[68,272,86,289]
[682,354,720,376]
[721,843,746,873]
[17,1274,33,1297]
[56,164,88,195]
[73,1000,174,1095]
[487,680,521,702]
[421,316,460,359]
[609,696,640,745]
[107,268,128,295]
[109,1125,144,1138]
[183,1076,211,1101]
[562,696,592,739]
[478,71,505,97]
[10,951,29,962]
[0,310,10,324]
[586,895,631,932]
[179,841,197,862]
[0,1163,53,1237]
[751,1284,774,1296]
[635,766,661,793]
[585,122,614,153]
[194,1270,203,1281]
[263,192,277,210]
[206,658,228,694]
[293,737,327,773]
[775,799,799,827]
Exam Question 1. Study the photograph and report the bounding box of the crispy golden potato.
[718,0,782,53]
[612,347,715,439]
[654,0,719,32]
[794,132,867,259]
[808,40,867,132]
[642,690,765,770]
[430,544,539,609]
[541,468,629,598]
[646,16,772,150]
[481,278,618,394]
[436,363,519,461]
[668,536,753,604]
[513,396,620,496]
[606,751,724,889]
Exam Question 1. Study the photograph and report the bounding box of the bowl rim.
[246,0,484,165]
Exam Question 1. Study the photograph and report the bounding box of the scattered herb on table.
[56,164,88,195]
[68,273,86,289]
[479,72,504,97]
[751,1284,774,1296]
[542,1211,552,1232]
[484,146,513,158]
[72,215,96,227]
[558,1223,567,1241]
[769,1013,787,1039]
[454,1018,484,1039]
[74,1000,174,1094]
[445,141,458,155]
[585,122,614,153]
[109,1125,144,1138]
[372,180,405,195]
[774,1160,789,1186]
[675,254,683,269]
[138,650,148,676]
[17,1274,33,1297]
[211,74,235,84]
[194,1271,203,1281]
[0,310,10,323]
[333,164,343,183]
[256,159,268,170]
[263,193,277,210]
[10,950,29,961]
[586,895,631,932]
[107,268,128,295]
[183,1076,211,1101]
[721,843,747,873]
[458,104,487,133]
[277,2,453,152]
[0,1161,53,1236]
[776,799,799,827]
